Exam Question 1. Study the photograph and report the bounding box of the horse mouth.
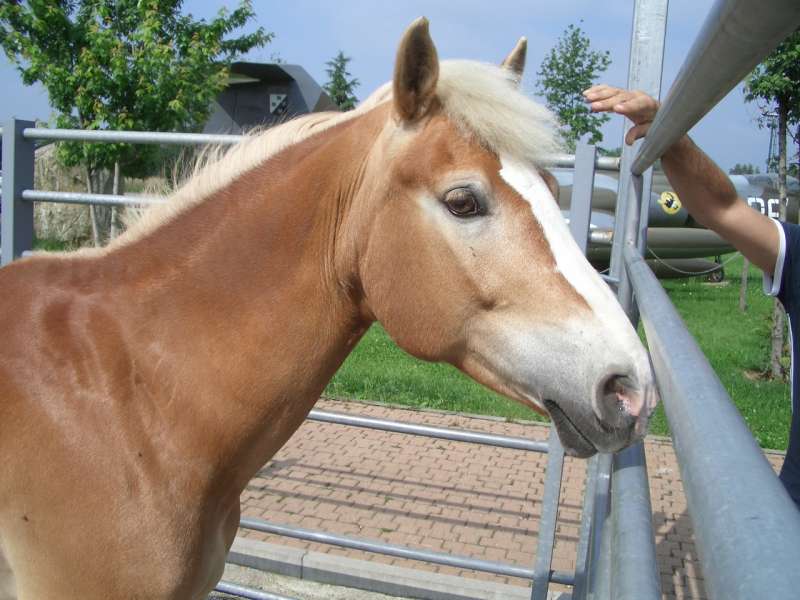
[544,400,597,458]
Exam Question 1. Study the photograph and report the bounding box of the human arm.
[582,85,780,276]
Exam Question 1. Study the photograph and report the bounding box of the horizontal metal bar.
[6,126,617,173]
[213,581,297,600]
[544,153,620,171]
[624,245,800,599]
[240,517,573,585]
[589,230,613,246]
[307,409,549,453]
[632,0,800,174]
[21,189,164,207]
[22,127,243,146]
[549,570,574,586]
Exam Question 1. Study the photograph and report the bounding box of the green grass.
[654,255,790,450]
[325,324,541,422]
[325,254,791,451]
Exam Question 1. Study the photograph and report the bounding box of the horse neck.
[101,111,382,489]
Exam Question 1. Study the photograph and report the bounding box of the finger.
[583,84,622,101]
[583,84,613,96]
[588,92,637,113]
[613,94,658,113]
[613,96,660,121]
[624,122,651,145]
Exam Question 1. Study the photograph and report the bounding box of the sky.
[0,0,780,172]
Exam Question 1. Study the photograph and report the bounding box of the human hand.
[582,85,660,145]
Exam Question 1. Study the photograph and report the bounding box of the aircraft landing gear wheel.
[706,267,724,283]
[707,256,724,283]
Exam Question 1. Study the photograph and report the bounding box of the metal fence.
[3,1,800,599]
[617,2,800,599]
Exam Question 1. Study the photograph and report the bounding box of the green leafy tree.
[744,28,800,376]
[597,146,622,157]
[324,51,359,111]
[0,0,271,244]
[729,163,761,175]
[536,23,611,151]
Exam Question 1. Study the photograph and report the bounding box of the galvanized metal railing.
[617,2,800,600]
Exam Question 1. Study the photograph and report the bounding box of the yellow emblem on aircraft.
[659,191,681,215]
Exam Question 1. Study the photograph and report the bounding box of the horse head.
[346,18,658,457]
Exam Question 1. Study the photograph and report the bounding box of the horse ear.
[393,17,439,122]
[501,37,527,84]
[539,168,560,200]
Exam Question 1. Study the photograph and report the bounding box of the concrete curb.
[227,537,571,600]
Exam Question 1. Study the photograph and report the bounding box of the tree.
[744,28,800,377]
[0,0,271,244]
[729,163,761,175]
[597,146,622,157]
[324,51,359,111]
[536,23,611,151]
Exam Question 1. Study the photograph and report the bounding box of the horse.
[0,18,657,600]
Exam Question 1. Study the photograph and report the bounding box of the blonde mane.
[115,60,559,246]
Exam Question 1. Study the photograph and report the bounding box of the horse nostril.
[596,374,643,429]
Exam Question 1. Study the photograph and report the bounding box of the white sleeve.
[763,218,786,297]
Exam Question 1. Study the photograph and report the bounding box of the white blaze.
[498,155,636,339]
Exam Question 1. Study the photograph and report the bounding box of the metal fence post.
[571,454,599,600]
[584,453,612,600]
[609,443,660,599]
[569,143,597,256]
[605,1,668,599]
[530,428,565,600]
[609,0,668,310]
[569,142,600,600]
[1,119,36,266]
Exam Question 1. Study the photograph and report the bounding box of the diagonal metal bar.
[625,245,800,599]
[632,0,800,175]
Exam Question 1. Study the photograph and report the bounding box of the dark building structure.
[203,62,337,134]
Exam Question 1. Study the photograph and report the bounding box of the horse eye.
[443,188,482,217]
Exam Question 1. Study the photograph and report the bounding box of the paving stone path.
[238,398,784,600]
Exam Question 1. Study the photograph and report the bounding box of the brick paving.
[238,398,785,600]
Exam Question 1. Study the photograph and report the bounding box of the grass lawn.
[326,254,792,451]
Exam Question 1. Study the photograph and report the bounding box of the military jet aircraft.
[554,167,800,280]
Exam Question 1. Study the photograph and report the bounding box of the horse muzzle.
[545,373,659,458]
